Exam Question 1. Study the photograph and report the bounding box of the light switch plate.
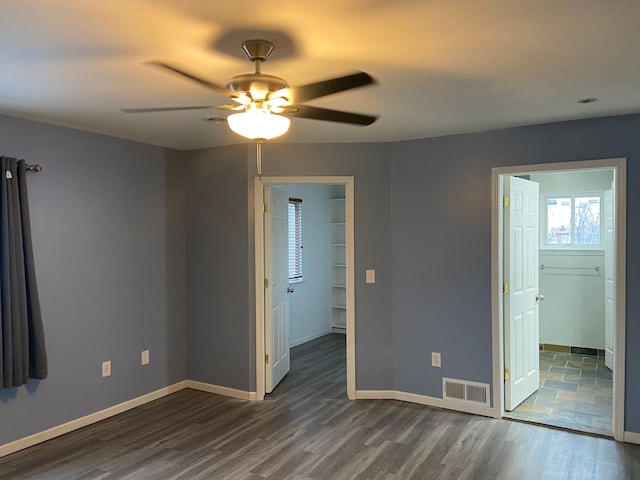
[431,352,441,368]
[366,269,376,284]
[102,360,111,377]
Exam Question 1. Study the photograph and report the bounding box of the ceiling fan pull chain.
[256,141,262,178]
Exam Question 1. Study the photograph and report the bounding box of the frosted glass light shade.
[227,109,290,140]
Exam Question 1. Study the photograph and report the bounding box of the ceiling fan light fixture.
[227,108,290,140]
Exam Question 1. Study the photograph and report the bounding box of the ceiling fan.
[123,39,379,140]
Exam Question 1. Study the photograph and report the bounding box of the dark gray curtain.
[1,156,47,389]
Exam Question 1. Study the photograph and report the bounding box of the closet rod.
[540,264,599,272]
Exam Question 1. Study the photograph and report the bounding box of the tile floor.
[504,350,613,436]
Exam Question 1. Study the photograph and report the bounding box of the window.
[545,194,602,247]
[288,198,303,280]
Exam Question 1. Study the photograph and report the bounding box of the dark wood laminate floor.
[1,333,640,479]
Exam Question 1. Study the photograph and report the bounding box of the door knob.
[287,287,295,294]
[536,294,545,301]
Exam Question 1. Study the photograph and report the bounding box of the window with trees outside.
[544,194,602,247]
[288,198,303,280]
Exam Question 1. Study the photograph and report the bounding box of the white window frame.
[541,191,604,249]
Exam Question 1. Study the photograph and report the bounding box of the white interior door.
[504,176,540,411]
[604,187,614,371]
[264,186,290,393]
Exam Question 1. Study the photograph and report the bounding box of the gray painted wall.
[186,117,640,433]
[184,142,394,391]
[0,115,187,445]
[3,110,640,447]
[390,114,640,430]
[165,150,188,381]
[185,145,253,390]
[391,139,494,394]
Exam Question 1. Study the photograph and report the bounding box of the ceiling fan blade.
[282,105,378,126]
[216,104,246,111]
[122,105,219,113]
[146,61,231,96]
[275,71,375,104]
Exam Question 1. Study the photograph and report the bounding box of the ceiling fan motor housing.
[226,73,288,96]
[230,40,289,100]
[241,39,274,62]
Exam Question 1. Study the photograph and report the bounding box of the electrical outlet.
[431,352,441,368]
[102,360,111,377]
[141,350,150,366]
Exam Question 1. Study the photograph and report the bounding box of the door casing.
[491,158,626,441]
[254,176,356,401]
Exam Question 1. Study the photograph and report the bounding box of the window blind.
[288,198,303,280]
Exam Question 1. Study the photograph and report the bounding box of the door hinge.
[503,196,509,208]
[265,354,269,364]
[504,368,510,380]
[264,202,269,213]
[264,278,269,289]
[503,282,509,294]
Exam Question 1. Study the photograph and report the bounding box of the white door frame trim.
[254,176,356,401]
[491,158,627,441]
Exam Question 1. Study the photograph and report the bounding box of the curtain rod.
[26,163,43,172]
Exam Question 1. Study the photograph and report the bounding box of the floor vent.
[442,378,491,407]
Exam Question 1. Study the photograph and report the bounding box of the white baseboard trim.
[355,389,494,418]
[624,431,640,444]
[0,381,188,458]
[289,329,331,348]
[186,380,257,401]
[354,390,396,400]
[0,380,259,458]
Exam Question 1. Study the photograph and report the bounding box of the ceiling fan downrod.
[242,39,274,75]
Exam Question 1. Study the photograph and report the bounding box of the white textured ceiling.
[1,0,639,150]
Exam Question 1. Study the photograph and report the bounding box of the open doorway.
[254,176,356,401]
[491,159,626,440]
